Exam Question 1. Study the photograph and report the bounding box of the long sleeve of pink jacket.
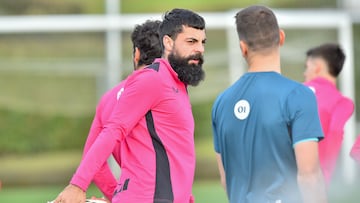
[82,110,117,200]
[319,97,354,184]
[70,67,161,192]
[80,81,126,200]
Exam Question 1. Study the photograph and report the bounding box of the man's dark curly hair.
[131,20,162,67]
[159,8,205,50]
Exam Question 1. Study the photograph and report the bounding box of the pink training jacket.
[305,77,354,185]
[350,135,360,165]
[71,58,196,203]
[82,80,127,200]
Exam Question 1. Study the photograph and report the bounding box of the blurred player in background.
[212,5,327,203]
[54,8,206,203]
[304,43,354,186]
[81,20,162,202]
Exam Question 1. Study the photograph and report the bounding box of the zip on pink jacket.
[350,135,360,165]
[305,77,354,185]
[71,58,196,203]
[81,80,127,200]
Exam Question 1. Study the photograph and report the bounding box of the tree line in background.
[0,0,104,15]
[0,0,338,15]
[0,101,213,155]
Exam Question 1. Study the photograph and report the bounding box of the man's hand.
[54,184,86,203]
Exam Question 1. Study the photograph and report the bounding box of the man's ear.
[239,40,248,57]
[315,58,326,74]
[279,29,285,46]
[133,47,140,66]
[163,35,174,52]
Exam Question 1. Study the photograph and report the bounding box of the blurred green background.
[0,0,359,202]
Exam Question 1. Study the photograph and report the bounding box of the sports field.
[0,181,228,203]
[1,181,360,203]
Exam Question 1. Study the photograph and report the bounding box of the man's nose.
[195,42,205,54]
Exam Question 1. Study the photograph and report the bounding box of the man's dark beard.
[168,53,205,86]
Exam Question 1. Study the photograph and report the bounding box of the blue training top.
[212,72,324,203]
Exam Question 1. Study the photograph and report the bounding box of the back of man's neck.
[247,52,281,73]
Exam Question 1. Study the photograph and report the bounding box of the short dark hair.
[235,5,280,52]
[131,20,162,67]
[159,8,205,50]
[306,43,345,77]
